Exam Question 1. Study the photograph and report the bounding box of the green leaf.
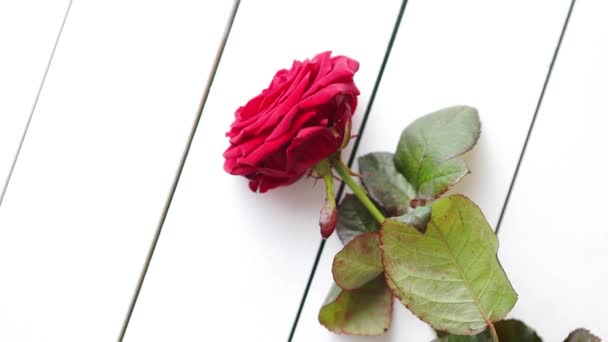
[394,205,431,232]
[494,319,542,342]
[336,194,380,245]
[433,319,542,342]
[319,276,393,336]
[358,152,415,216]
[394,106,480,199]
[433,332,491,342]
[333,232,383,290]
[380,194,517,335]
[564,329,601,342]
[434,319,541,342]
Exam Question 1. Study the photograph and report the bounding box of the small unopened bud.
[314,158,338,239]
[319,200,337,238]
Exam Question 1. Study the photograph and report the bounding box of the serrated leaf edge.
[318,280,394,336]
[379,195,517,335]
[332,232,383,291]
[397,105,481,199]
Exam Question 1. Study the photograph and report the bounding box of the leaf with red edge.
[394,106,480,200]
[333,232,383,290]
[319,276,393,336]
[380,194,517,335]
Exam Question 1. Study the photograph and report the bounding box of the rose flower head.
[223,51,360,193]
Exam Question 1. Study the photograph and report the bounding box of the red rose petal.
[303,57,359,99]
[286,126,341,174]
[241,109,317,167]
[223,52,360,192]
[308,51,333,86]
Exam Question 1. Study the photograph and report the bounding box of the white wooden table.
[0,0,605,341]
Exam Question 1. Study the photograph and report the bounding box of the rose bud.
[223,51,360,193]
[319,201,337,239]
[314,159,337,238]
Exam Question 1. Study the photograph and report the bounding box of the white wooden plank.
[0,1,234,341]
[292,0,572,340]
[0,0,69,200]
[123,1,403,340]
[499,1,608,340]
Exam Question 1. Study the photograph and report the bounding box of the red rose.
[224,51,360,192]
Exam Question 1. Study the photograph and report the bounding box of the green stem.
[314,159,335,203]
[331,157,385,224]
[489,322,499,342]
[321,172,336,207]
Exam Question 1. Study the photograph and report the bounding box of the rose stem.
[331,157,385,224]
[489,322,499,342]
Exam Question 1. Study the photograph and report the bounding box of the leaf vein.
[431,216,493,327]
[403,270,463,283]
